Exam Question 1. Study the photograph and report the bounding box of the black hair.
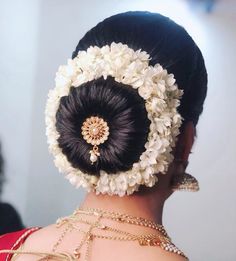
[56,76,150,175]
[56,11,207,175]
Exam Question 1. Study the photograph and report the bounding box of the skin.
[14,121,195,261]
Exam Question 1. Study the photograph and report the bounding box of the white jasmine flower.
[166,73,176,86]
[115,174,128,192]
[138,84,153,99]
[45,42,183,196]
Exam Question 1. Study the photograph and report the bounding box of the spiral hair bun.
[56,76,150,175]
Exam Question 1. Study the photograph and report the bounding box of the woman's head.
[48,11,207,196]
[73,11,207,126]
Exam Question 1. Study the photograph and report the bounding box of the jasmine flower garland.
[45,42,183,197]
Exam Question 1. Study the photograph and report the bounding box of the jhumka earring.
[170,160,199,192]
[81,116,109,164]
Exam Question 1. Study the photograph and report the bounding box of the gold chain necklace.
[0,208,188,260]
[77,207,168,236]
[50,207,188,260]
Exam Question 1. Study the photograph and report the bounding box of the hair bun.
[55,76,150,176]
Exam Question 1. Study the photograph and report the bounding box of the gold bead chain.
[52,223,73,253]
[77,207,168,234]
[49,207,188,260]
[72,214,102,260]
[0,207,188,260]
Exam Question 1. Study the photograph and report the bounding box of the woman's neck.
[80,190,165,225]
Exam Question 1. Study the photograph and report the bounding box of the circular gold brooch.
[81,116,109,164]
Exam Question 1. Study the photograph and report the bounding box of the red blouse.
[0,227,40,261]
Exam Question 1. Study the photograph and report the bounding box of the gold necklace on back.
[2,207,188,260]
[50,207,188,260]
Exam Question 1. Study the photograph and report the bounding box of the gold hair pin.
[81,116,109,164]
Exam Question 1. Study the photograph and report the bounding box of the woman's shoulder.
[0,224,189,261]
[0,227,40,247]
[144,246,188,261]
[130,236,189,261]
[0,227,40,261]
[156,252,188,261]
[17,224,189,261]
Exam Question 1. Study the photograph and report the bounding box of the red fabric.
[0,227,40,261]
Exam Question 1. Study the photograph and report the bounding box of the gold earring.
[170,160,199,192]
[81,116,109,164]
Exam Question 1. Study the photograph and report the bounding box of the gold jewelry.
[81,116,109,164]
[0,208,188,260]
[171,160,199,192]
[76,207,168,236]
[53,207,188,260]
[171,172,199,192]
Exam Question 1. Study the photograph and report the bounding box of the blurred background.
[0,0,235,260]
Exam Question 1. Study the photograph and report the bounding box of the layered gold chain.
[49,207,187,260]
[0,207,187,260]
[76,207,168,236]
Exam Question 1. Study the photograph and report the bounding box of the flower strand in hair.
[45,42,183,196]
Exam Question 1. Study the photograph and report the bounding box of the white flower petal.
[45,42,183,196]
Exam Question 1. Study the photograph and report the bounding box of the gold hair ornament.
[81,116,109,164]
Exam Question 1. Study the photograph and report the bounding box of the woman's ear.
[151,121,196,199]
[153,122,195,199]
[174,121,195,162]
